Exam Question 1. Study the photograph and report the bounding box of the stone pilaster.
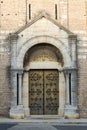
[10,69,24,119]
[64,68,79,118]
[68,34,77,68]
[10,33,18,69]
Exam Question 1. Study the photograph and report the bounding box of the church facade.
[0,0,87,118]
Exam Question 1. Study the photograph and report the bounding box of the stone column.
[64,68,79,119]
[71,70,77,106]
[65,72,70,105]
[58,71,66,116]
[10,70,17,108]
[23,71,30,116]
[18,72,23,105]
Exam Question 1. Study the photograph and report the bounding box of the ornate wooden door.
[44,70,59,115]
[29,70,43,115]
[29,70,59,115]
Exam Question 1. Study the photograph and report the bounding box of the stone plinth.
[64,105,79,119]
[10,105,24,119]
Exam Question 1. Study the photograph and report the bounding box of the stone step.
[26,115,63,119]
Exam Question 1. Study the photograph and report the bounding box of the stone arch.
[22,43,66,116]
[23,43,64,69]
[17,36,71,69]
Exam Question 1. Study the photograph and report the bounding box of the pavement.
[0,117,87,125]
[0,117,87,130]
[7,124,57,130]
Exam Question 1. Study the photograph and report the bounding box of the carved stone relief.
[23,44,64,67]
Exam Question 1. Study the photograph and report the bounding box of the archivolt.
[17,36,71,68]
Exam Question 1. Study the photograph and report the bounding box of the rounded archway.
[22,43,66,116]
[23,43,64,70]
[17,36,71,69]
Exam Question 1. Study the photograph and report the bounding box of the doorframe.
[23,65,65,117]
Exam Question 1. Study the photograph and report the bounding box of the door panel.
[44,70,59,115]
[29,70,43,115]
[29,70,59,115]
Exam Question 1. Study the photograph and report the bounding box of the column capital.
[18,70,24,75]
[17,69,24,74]
[64,67,77,74]
[9,33,18,41]
[68,34,77,43]
[11,68,24,74]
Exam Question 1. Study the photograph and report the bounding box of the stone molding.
[15,11,74,35]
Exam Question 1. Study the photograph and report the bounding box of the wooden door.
[29,70,59,115]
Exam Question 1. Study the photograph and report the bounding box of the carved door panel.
[29,70,43,115]
[29,70,59,115]
[44,70,59,115]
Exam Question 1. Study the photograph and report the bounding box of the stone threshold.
[26,115,63,119]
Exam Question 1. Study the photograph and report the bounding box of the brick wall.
[0,0,87,117]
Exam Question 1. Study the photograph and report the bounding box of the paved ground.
[7,124,57,130]
[0,117,87,130]
[53,125,87,130]
[0,123,87,130]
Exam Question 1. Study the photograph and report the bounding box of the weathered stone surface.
[0,0,87,118]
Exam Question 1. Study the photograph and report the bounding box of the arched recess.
[22,43,65,116]
[19,36,71,117]
[17,36,71,69]
[23,43,64,69]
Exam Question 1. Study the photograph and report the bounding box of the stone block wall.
[0,51,11,116]
[0,0,87,117]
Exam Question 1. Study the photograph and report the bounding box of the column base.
[10,105,24,119]
[24,108,30,117]
[64,105,79,119]
[58,107,64,116]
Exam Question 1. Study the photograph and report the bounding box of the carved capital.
[9,33,18,41]
[11,68,24,74]
[68,34,77,43]
[64,67,77,74]
[17,69,24,75]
